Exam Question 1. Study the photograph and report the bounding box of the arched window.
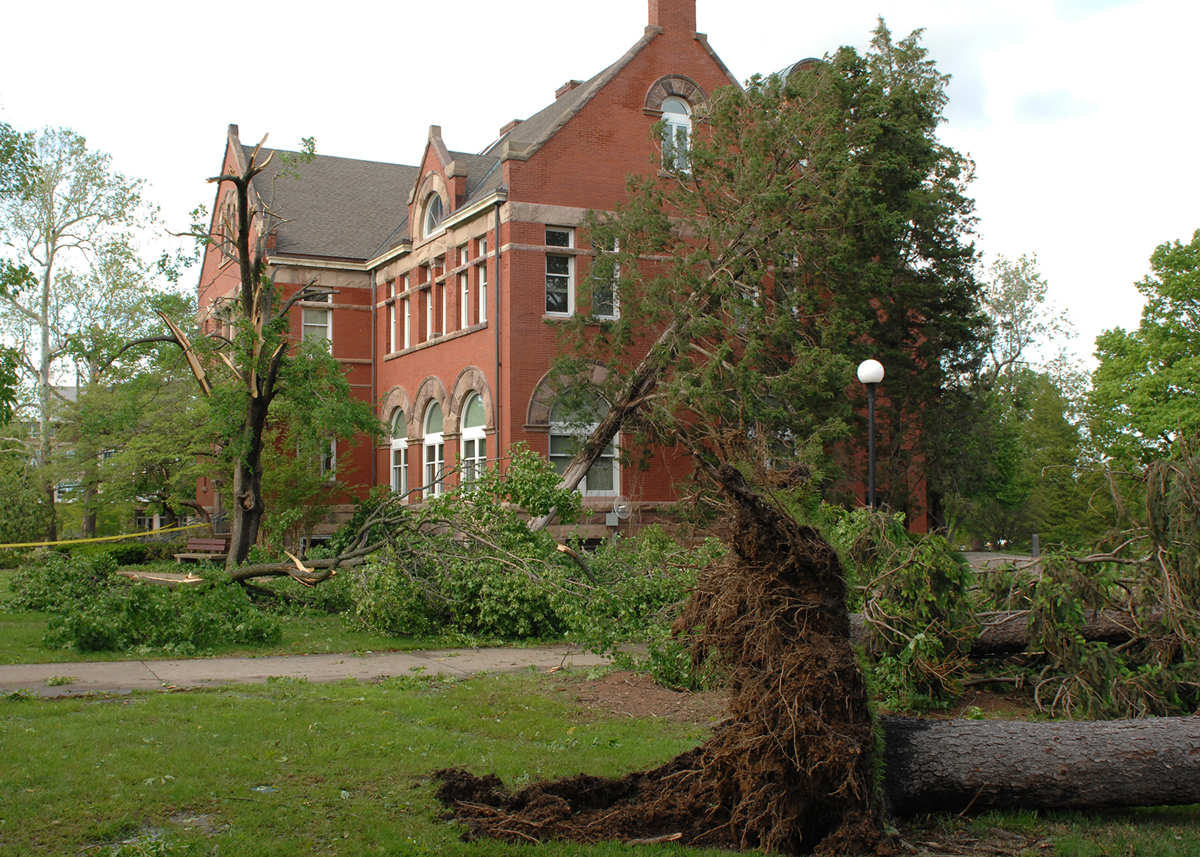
[661,96,691,171]
[423,193,444,238]
[460,393,487,490]
[423,402,445,498]
[549,395,617,496]
[390,409,409,499]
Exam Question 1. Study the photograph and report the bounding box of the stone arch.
[379,385,413,443]
[447,367,494,433]
[410,375,449,441]
[526,363,610,427]
[413,172,449,239]
[644,74,707,113]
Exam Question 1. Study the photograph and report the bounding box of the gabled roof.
[246,148,418,261]
[482,30,657,163]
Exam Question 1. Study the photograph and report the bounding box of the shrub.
[9,552,121,613]
[43,578,281,654]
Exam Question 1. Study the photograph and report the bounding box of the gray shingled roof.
[247,148,418,261]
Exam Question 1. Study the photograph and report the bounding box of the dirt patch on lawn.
[557,670,728,724]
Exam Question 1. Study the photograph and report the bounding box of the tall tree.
[1091,228,1200,465]
[159,136,380,567]
[0,127,153,538]
[545,22,983,526]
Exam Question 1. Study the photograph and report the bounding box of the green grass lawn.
[1,672,726,856]
[3,673,1199,856]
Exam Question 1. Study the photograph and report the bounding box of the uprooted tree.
[535,20,984,530]
[440,464,892,855]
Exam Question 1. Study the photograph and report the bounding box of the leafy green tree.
[545,22,983,526]
[1091,229,1200,464]
[0,126,155,538]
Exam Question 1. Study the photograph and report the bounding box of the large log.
[882,715,1200,816]
[850,608,1150,656]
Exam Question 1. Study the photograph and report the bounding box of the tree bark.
[881,715,1200,816]
[849,608,1150,655]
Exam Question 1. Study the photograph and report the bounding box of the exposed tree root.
[437,465,892,855]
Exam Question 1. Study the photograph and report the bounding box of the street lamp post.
[857,359,885,509]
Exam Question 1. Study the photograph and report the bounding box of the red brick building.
[196,0,748,537]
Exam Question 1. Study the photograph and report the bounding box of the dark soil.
[437,465,893,855]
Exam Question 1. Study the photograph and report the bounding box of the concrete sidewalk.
[0,645,611,698]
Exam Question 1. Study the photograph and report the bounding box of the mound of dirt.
[437,465,892,855]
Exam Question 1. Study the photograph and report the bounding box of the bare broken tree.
[155,134,378,568]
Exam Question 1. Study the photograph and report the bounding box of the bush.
[9,552,121,613]
[346,559,443,637]
[43,578,282,655]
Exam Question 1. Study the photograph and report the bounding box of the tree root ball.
[436,466,892,855]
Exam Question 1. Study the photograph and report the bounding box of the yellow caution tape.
[0,522,210,549]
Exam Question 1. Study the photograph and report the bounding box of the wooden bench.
[174,537,230,564]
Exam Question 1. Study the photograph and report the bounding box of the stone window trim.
[525,363,610,428]
[643,74,707,115]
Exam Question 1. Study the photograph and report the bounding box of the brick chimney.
[648,0,696,33]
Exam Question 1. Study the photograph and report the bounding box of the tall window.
[460,272,469,329]
[545,227,573,316]
[479,261,488,322]
[549,396,617,496]
[423,193,444,237]
[425,288,433,342]
[403,296,411,349]
[460,393,487,490]
[661,96,691,171]
[388,301,396,352]
[319,438,336,479]
[302,293,331,342]
[390,409,409,499]
[592,239,619,319]
[423,402,445,498]
[439,281,446,337]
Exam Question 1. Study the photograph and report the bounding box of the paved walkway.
[0,645,612,699]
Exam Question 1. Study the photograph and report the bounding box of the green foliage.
[828,505,976,710]
[10,551,280,654]
[0,452,55,548]
[556,21,983,522]
[9,552,121,612]
[1091,228,1200,464]
[43,577,281,654]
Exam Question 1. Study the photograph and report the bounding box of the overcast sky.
[2,0,1195,368]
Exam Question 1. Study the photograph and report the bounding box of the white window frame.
[479,261,488,323]
[423,402,445,499]
[460,393,487,491]
[302,298,332,342]
[545,227,574,317]
[549,397,618,497]
[592,239,619,320]
[403,295,411,349]
[661,96,692,172]
[390,409,409,500]
[425,287,433,342]
[460,272,469,329]
[388,301,396,352]
[320,438,337,481]
[423,193,444,238]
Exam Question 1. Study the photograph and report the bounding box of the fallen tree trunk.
[849,608,1153,656]
[882,715,1200,816]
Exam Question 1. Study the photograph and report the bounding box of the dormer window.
[423,193,444,237]
[661,96,691,171]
